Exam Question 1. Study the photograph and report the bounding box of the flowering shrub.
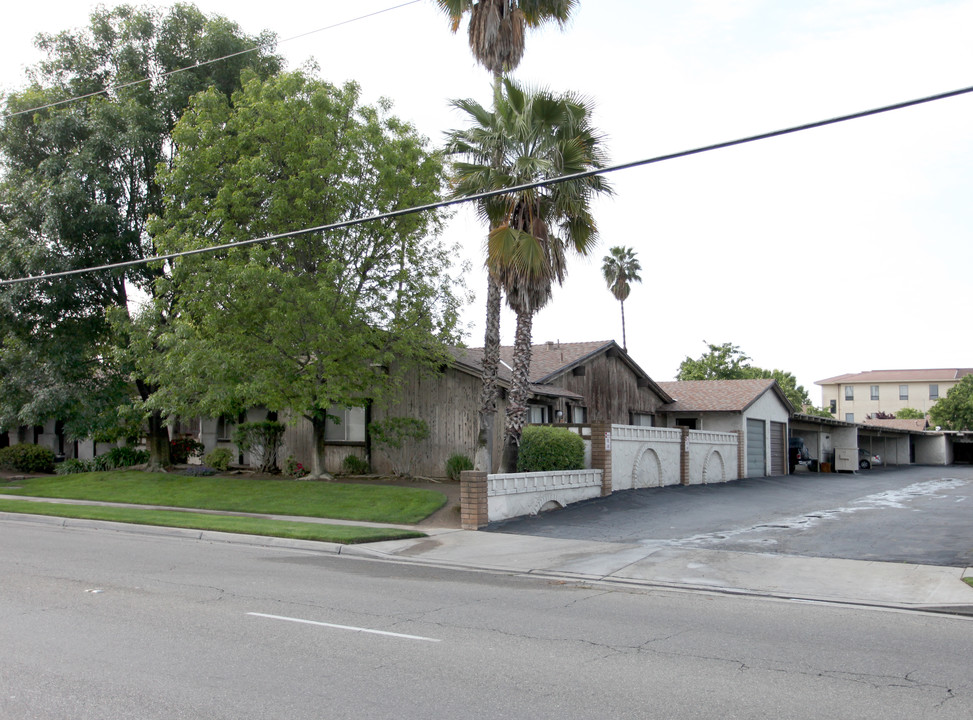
[283,455,308,478]
[170,437,204,464]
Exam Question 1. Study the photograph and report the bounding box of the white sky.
[2,0,971,404]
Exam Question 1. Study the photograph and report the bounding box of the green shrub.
[0,444,56,474]
[342,454,370,475]
[445,453,473,481]
[517,426,585,473]
[55,458,93,475]
[368,416,429,477]
[94,446,149,471]
[170,437,205,464]
[233,420,286,473]
[204,448,233,472]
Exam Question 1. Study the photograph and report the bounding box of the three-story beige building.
[816,368,972,423]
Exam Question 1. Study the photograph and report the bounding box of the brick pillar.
[734,429,744,480]
[679,426,691,485]
[590,422,612,496]
[460,470,488,530]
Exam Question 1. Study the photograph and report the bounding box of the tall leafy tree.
[929,375,973,430]
[0,3,281,465]
[677,341,810,410]
[446,77,611,471]
[601,246,641,352]
[436,0,580,472]
[142,70,463,478]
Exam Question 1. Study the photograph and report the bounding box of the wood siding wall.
[547,353,665,424]
[370,365,506,478]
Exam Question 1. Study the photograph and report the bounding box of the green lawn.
[0,498,422,544]
[0,471,446,525]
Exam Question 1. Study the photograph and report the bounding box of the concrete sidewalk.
[350,527,973,612]
[3,499,972,613]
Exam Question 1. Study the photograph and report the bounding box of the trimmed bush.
[445,453,473,481]
[342,454,370,475]
[516,426,585,473]
[204,448,233,472]
[283,455,309,478]
[0,444,56,474]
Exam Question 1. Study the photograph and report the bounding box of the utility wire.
[1,1,422,120]
[2,81,972,288]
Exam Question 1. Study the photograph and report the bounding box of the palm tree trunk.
[620,299,627,352]
[476,273,502,473]
[500,308,533,473]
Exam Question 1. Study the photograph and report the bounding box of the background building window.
[844,386,854,401]
[326,406,366,442]
[870,385,879,401]
[829,399,837,413]
[899,385,909,401]
[845,413,855,423]
[929,384,939,399]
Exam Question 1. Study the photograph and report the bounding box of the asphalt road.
[489,465,973,567]
[2,521,973,719]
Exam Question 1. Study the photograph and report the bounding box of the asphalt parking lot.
[488,464,973,567]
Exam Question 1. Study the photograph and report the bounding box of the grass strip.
[0,499,423,544]
[964,578,973,589]
[1,471,446,524]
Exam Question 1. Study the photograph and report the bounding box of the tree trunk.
[136,378,171,471]
[144,409,171,471]
[308,415,334,480]
[620,299,627,352]
[499,309,533,473]
[476,273,502,473]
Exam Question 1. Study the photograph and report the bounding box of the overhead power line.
[2,81,972,288]
[1,0,422,120]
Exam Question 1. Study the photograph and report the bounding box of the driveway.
[488,465,973,567]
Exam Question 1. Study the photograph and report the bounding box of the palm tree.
[435,0,579,473]
[601,246,641,352]
[445,78,612,471]
[435,1,577,75]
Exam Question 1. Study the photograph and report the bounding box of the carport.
[857,425,911,466]
[789,413,858,471]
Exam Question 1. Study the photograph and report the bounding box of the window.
[326,406,366,442]
[870,385,879,401]
[570,405,587,423]
[844,386,854,401]
[899,385,909,401]
[528,405,549,424]
[631,412,654,427]
[929,384,939,400]
[845,413,855,423]
[216,415,235,441]
[829,399,836,413]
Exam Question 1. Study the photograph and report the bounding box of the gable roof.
[447,346,582,401]
[657,379,794,413]
[492,339,673,403]
[816,368,973,385]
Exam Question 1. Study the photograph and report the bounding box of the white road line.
[247,612,441,643]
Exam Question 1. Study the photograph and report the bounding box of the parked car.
[789,437,813,473]
[858,448,881,470]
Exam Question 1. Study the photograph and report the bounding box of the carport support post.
[591,422,612,496]
[679,426,691,485]
[460,470,488,530]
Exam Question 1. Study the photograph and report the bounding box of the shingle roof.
[657,379,787,413]
[496,340,614,382]
[816,368,973,385]
[861,417,928,431]
[447,346,581,400]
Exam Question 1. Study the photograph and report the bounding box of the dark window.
[870,385,879,401]
[844,386,854,401]
[929,384,939,400]
[829,399,837,413]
